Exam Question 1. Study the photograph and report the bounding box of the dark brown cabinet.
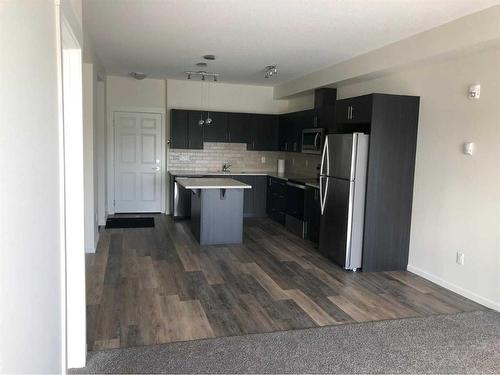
[249,114,279,151]
[187,111,204,149]
[305,186,321,243]
[220,175,267,218]
[278,109,316,152]
[170,109,189,149]
[227,113,251,144]
[171,110,279,151]
[203,111,228,143]
[336,95,373,124]
[266,177,286,224]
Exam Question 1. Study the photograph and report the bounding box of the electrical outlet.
[456,251,465,265]
[261,156,266,164]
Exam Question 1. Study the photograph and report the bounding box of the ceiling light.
[203,54,216,61]
[196,62,208,67]
[264,65,278,79]
[130,71,147,80]
[185,71,220,81]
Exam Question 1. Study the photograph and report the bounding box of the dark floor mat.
[105,217,154,229]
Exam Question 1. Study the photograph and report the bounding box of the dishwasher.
[285,181,307,238]
[173,177,193,219]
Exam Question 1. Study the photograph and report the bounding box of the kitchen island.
[176,178,252,245]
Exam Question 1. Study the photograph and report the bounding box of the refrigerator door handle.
[320,176,329,215]
[320,137,327,176]
[326,139,330,176]
[320,137,330,176]
[319,175,323,214]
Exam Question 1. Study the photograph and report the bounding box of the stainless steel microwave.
[302,128,325,154]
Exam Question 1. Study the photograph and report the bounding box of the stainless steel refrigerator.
[319,133,369,271]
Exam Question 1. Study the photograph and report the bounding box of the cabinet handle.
[351,106,354,120]
[347,106,350,120]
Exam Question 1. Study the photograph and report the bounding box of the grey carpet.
[72,310,500,374]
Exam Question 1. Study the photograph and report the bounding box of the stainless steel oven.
[302,128,325,154]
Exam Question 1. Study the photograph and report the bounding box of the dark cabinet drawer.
[285,182,305,220]
[266,177,287,224]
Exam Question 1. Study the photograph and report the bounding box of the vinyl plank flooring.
[86,214,486,350]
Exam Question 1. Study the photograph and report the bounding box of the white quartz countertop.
[177,177,252,190]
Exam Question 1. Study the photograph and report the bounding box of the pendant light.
[198,80,204,126]
[205,81,212,125]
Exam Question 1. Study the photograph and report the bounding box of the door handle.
[320,138,327,176]
[319,176,324,215]
[152,167,160,171]
[320,176,329,215]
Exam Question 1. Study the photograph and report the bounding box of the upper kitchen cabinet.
[278,109,316,152]
[314,88,337,134]
[278,114,293,152]
[227,112,251,144]
[249,114,279,151]
[170,109,204,149]
[170,109,189,149]
[187,110,204,149]
[203,111,228,143]
[336,94,373,125]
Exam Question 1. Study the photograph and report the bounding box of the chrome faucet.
[222,163,232,172]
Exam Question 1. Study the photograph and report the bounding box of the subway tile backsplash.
[168,142,320,176]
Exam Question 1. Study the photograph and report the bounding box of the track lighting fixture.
[264,65,278,79]
[185,70,220,82]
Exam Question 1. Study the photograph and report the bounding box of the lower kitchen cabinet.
[305,186,321,243]
[266,177,286,224]
[230,175,267,218]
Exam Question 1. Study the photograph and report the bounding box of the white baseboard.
[407,264,500,312]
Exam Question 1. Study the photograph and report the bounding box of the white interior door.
[114,111,162,212]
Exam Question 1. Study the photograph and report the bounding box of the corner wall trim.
[407,264,500,312]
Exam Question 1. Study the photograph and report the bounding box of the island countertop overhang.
[176,177,252,190]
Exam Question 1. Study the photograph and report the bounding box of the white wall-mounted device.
[463,142,474,155]
[468,84,480,99]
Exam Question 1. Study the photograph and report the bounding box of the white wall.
[107,75,166,109]
[96,80,107,225]
[337,46,500,310]
[0,0,63,372]
[166,79,289,114]
[83,63,98,252]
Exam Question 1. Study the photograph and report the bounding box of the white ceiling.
[83,0,500,86]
